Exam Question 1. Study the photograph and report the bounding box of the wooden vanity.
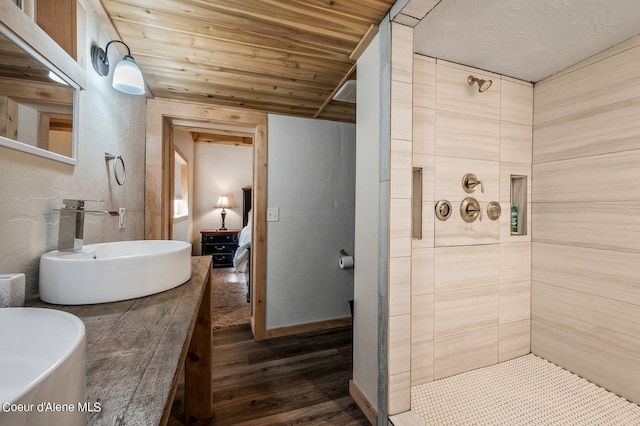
[31,256,212,425]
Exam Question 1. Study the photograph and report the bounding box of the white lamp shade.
[112,57,145,95]
[215,195,231,209]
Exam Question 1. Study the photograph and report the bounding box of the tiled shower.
[386,21,640,421]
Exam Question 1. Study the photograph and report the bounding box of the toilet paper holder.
[339,249,354,269]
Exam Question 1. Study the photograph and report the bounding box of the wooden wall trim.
[264,317,352,340]
[251,123,267,340]
[145,97,267,340]
[349,379,378,425]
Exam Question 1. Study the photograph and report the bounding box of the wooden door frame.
[145,98,267,340]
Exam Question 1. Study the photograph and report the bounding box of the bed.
[233,186,252,301]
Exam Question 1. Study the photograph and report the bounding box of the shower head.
[467,75,492,92]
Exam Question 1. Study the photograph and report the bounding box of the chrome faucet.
[56,199,119,252]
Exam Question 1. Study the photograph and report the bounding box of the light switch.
[266,207,279,222]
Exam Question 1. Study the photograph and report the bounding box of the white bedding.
[233,223,251,273]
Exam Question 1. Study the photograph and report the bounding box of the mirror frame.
[0,18,81,166]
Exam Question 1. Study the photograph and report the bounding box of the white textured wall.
[172,129,194,245]
[266,114,356,329]
[192,143,252,255]
[353,33,381,412]
[0,4,146,299]
[531,34,640,405]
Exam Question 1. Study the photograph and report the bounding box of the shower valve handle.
[462,173,484,194]
[460,197,483,223]
[466,203,483,221]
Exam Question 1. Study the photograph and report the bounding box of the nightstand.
[200,230,239,268]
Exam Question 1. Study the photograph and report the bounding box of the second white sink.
[0,307,86,426]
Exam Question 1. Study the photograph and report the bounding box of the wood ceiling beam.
[191,132,253,146]
[313,62,356,119]
[350,24,380,61]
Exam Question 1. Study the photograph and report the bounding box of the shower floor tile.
[410,354,640,425]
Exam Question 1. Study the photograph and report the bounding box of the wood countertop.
[30,256,213,425]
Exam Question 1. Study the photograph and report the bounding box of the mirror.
[0,24,79,165]
[173,148,189,220]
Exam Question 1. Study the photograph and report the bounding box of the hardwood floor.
[169,323,369,425]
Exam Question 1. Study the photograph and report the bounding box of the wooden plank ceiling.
[98,0,394,123]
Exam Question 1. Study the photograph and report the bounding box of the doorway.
[145,98,268,340]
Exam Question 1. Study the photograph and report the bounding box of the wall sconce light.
[214,195,232,230]
[91,40,145,95]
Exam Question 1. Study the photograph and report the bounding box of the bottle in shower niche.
[510,206,518,233]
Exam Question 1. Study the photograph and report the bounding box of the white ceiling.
[413,0,640,82]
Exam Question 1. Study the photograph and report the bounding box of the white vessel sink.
[39,240,192,305]
[0,307,86,426]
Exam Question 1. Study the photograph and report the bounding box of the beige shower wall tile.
[435,245,499,293]
[531,320,640,404]
[436,62,501,120]
[412,293,435,385]
[412,294,434,341]
[532,242,640,305]
[388,372,411,415]
[413,106,436,156]
[391,80,413,141]
[434,326,498,380]
[389,256,411,317]
[532,150,640,203]
[500,201,531,242]
[543,33,640,83]
[532,202,640,253]
[413,55,436,109]
[435,204,500,247]
[391,22,413,84]
[435,111,500,161]
[390,198,412,257]
[532,282,640,356]
[412,154,435,201]
[500,122,532,165]
[412,200,435,249]
[412,247,434,295]
[499,319,530,362]
[534,45,640,125]
[389,314,411,376]
[435,157,499,201]
[500,242,531,284]
[499,162,531,204]
[500,281,531,324]
[434,286,499,338]
[390,139,413,199]
[411,337,434,386]
[501,78,533,125]
[533,98,640,163]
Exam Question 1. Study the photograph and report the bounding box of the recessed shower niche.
[510,175,527,235]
